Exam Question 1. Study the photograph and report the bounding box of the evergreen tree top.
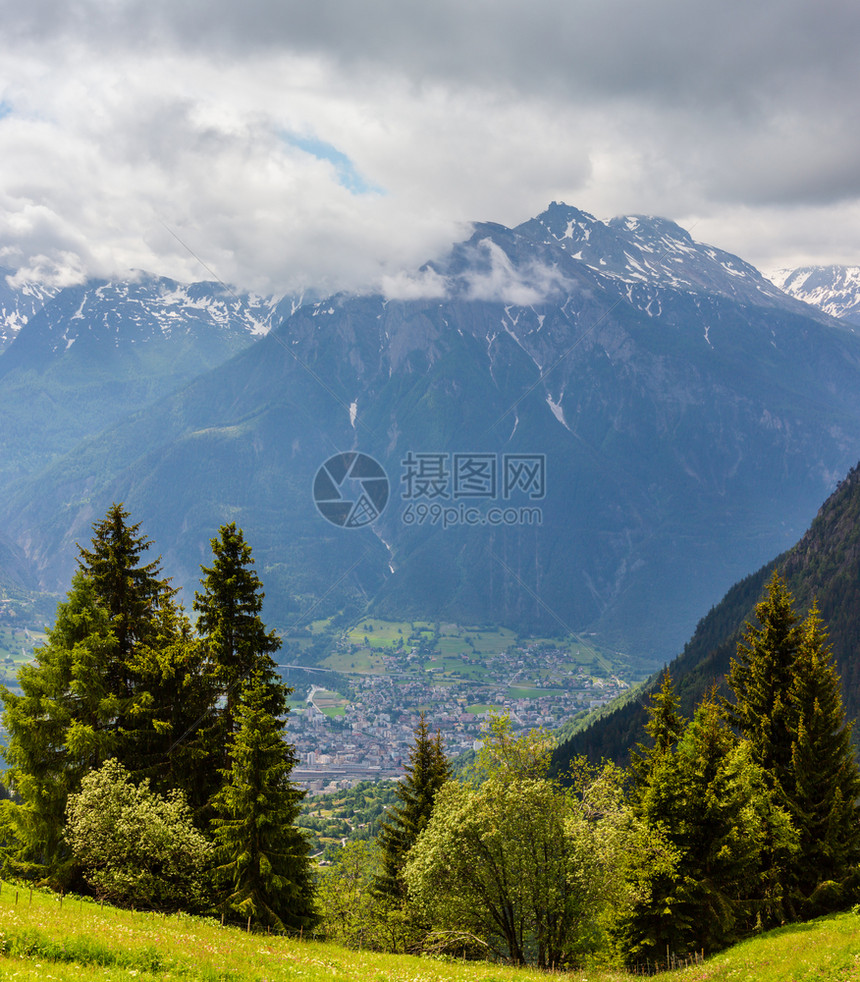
[194,522,285,738]
[374,712,450,902]
[630,670,685,792]
[76,502,177,658]
[78,503,168,590]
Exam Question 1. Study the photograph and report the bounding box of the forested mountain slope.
[553,462,860,769]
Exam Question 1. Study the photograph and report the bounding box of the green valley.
[281,618,640,793]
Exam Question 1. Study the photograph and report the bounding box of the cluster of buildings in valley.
[286,652,631,794]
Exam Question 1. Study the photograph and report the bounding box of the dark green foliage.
[725,575,860,916]
[194,522,284,750]
[198,521,315,931]
[725,572,800,791]
[76,504,175,665]
[630,670,685,791]
[0,505,214,880]
[374,714,450,902]
[786,605,860,910]
[1,572,119,876]
[70,503,214,803]
[211,673,314,932]
[620,693,793,959]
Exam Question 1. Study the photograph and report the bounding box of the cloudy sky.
[2,0,859,295]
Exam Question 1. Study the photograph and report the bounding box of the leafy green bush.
[65,758,213,911]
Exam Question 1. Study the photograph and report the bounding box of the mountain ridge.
[770,265,860,326]
[0,273,303,494]
[3,204,860,664]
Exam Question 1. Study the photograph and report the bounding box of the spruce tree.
[1,505,210,879]
[211,672,314,931]
[787,604,860,909]
[77,503,176,666]
[621,693,792,959]
[374,714,450,901]
[194,523,284,750]
[125,600,216,814]
[724,574,860,917]
[724,571,800,792]
[630,670,685,793]
[1,573,116,876]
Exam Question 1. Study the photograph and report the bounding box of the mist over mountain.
[2,204,860,665]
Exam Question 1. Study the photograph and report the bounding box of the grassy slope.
[1,881,859,981]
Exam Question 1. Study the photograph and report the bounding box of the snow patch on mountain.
[0,268,59,349]
[769,266,860,325]
[546,391,570,430]
[0,265,292,356]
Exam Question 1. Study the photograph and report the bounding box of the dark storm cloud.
[8,0,860,107]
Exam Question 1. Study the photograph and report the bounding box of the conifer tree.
[194,523,284,750]
[211,672,314,932]
[1,505,210,879]
[724,574,860,917]
[630,670,685,793]
[1,573,116,876]
[374,713,450,901]
[621,693,792,959]
[77,503,176,666]
[787,604,860,909]
[724,571,800,792]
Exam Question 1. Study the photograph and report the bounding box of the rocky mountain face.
[552,460,860,770]
[0,273,296,491]
[770,265,860,326]
[2,204,860,664]
[0,266,58,350]
[0,274,286,369]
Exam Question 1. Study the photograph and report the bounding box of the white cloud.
[459,239,574,306]
[380,267,449,301]
[0,0,859,293]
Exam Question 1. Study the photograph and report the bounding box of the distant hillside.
[0,274,294,491]
[553,461,860,770]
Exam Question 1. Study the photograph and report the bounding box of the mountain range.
[0,273,300,492]
[2,205,860,666]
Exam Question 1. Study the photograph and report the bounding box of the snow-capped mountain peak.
[769,265,860,326]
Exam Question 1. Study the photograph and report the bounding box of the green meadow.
[1,880,859,981]
[320,647,388,674]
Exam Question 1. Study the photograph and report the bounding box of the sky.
[2,0,860,297]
